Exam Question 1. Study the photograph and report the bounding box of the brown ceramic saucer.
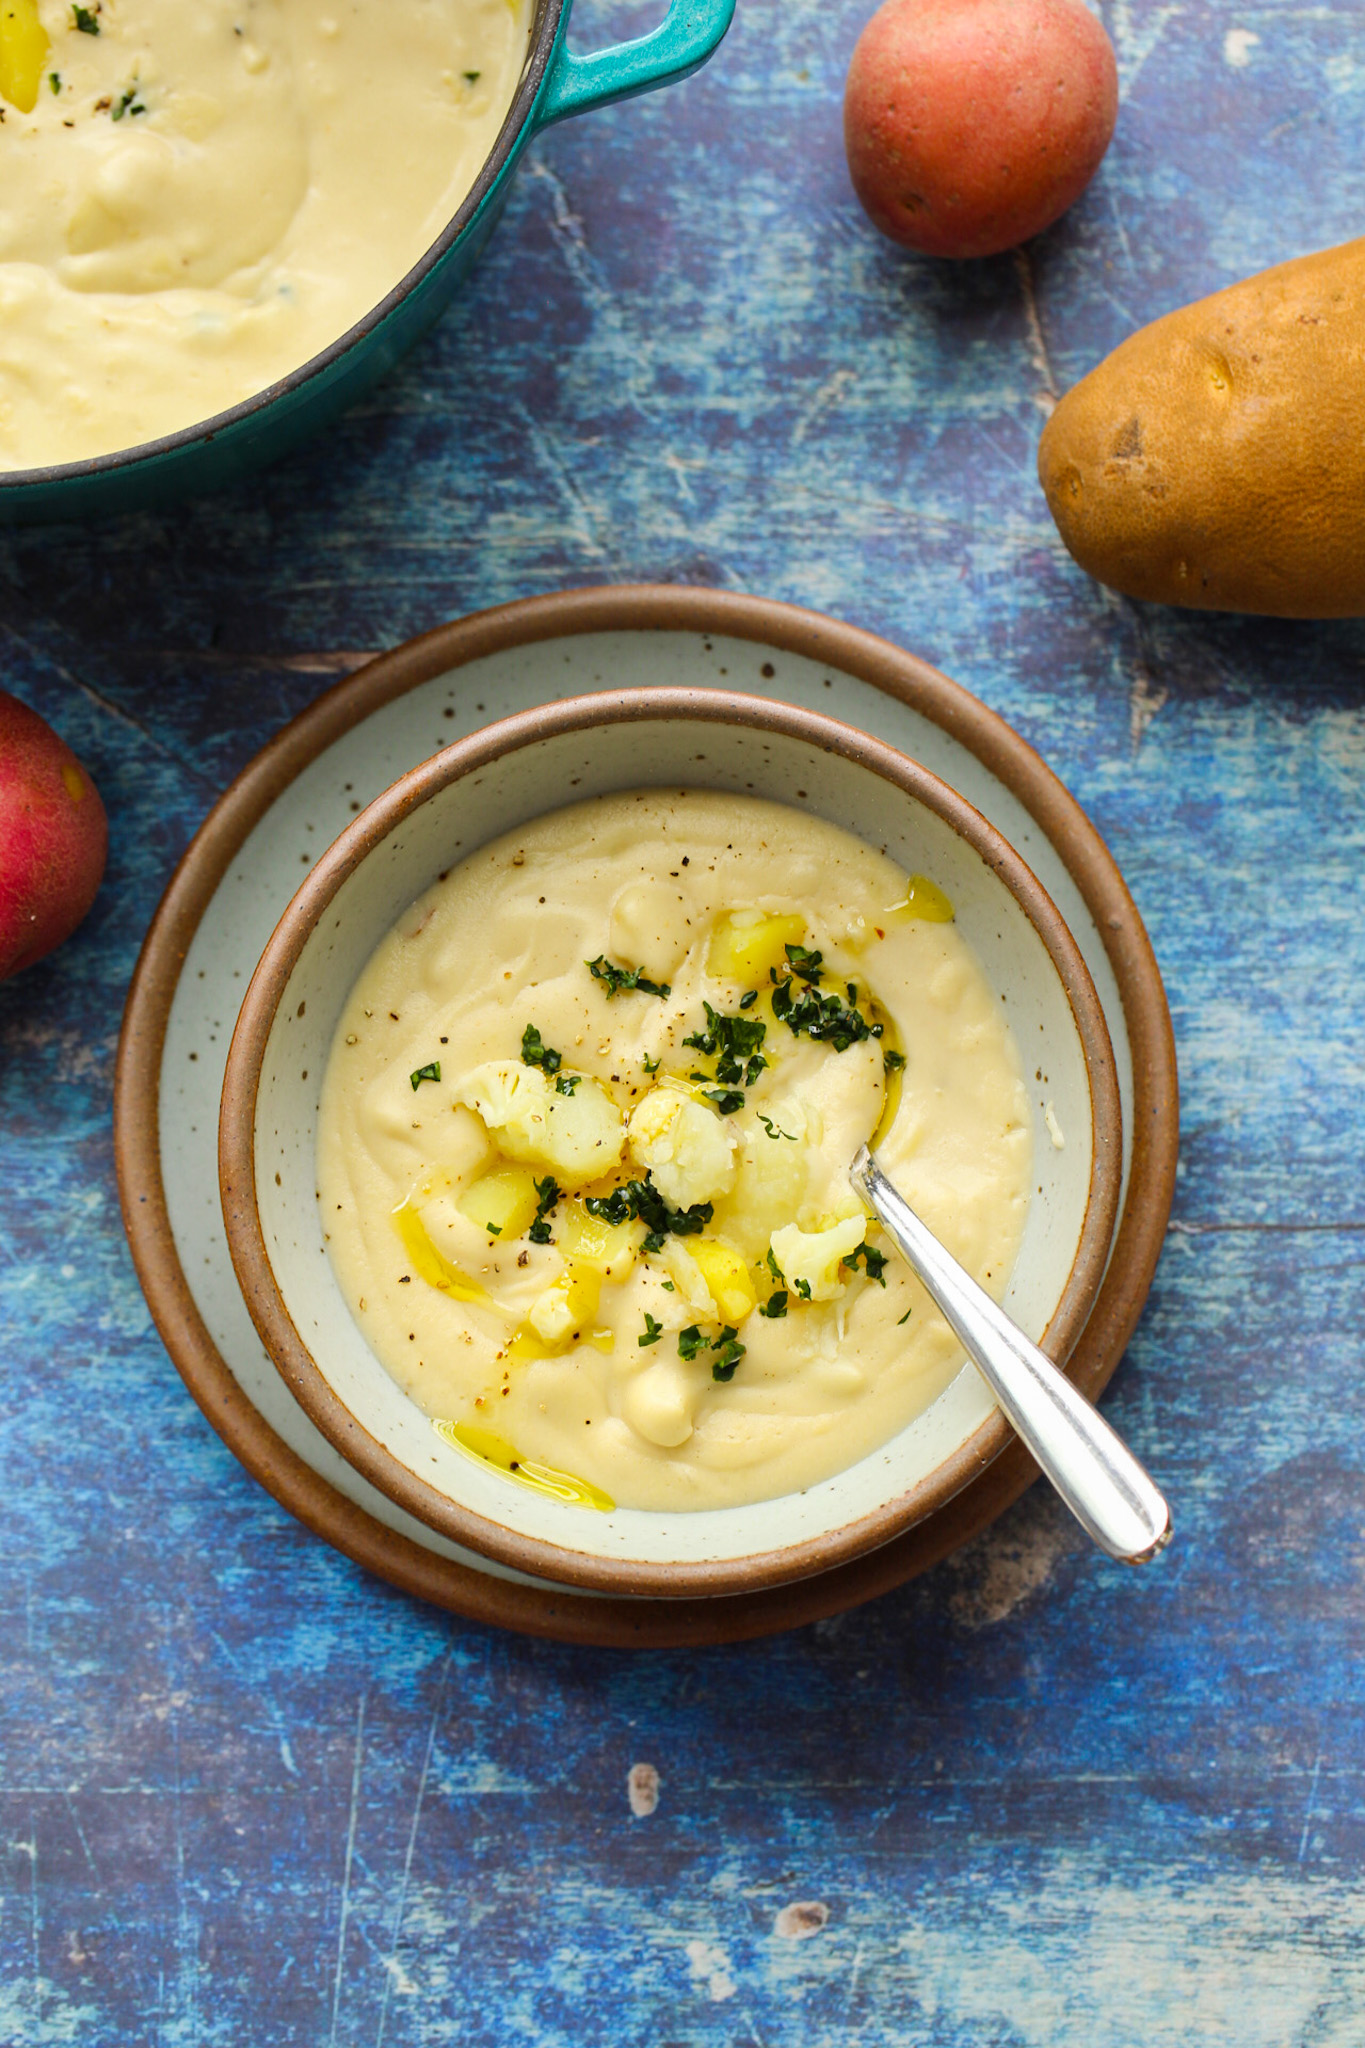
[114,586,1178,1646]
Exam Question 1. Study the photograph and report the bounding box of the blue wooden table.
[2,2,1362,2040]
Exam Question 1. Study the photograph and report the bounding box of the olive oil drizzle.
[391,1193,495,1308]
[435,1419,615,1512]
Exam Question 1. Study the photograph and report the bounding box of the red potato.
[844,0,1119,259]
[0,689,107,981]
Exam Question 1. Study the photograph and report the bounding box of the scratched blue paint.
[2,1,1365,2041]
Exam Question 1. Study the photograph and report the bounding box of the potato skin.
[1039,238,1365,617]
[0,689,108,981]
[844,0,1117,259]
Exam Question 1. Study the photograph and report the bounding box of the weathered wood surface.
[2,1,1364,2040]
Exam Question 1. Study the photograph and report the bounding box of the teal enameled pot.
[0,0,733,526]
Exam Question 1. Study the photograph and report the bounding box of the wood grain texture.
[1,1,1362,2040]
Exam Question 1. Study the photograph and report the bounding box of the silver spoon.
[850,1145,1171,1564]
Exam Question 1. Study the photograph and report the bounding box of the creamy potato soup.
[0,0,532,467]
[317,791,1034,1513]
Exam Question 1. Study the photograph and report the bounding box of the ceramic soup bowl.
[220,690,1122,1598]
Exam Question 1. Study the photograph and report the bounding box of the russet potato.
[1039,237,1365,616]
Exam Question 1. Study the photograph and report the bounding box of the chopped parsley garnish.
[759,1290,788,1319]
[49,72,61,93]
[676,1323,746,1380]
[641,1054,661,1075]
[711,1329,746,1382]
[843,1241,888,1285]
[520,1023,562,1075]
[702,1087,746,1115]
[765,1246,783,1282]
[638,1313,664,1348]
[793,1277,812,1301]
[527,1176,562,1245]
[111,82,146,119]
[409,1061,441,1091]
[770,943,883,1053]
[587,955,671,1000]
[883,1048,906,1074]
[485,1222,501,1236]
[682,1001,768,1109]
[72,5,100,32]
[783,942,824,984]
[554,1073,580,1096]
[462,69,481,81]
[684,1001,766,1071]
[584,1178,712,1243]
[897,1308,912,1326]
[757,1114,796,1141]
[738,989,758,1010]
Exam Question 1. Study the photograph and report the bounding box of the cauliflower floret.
[456,1061,624,1187]
[659,1237,717,1315]
[529,1288,577,1344]
[628,1083,736,1210]
[527,1266,601,1345]
[769,1214,867,1303]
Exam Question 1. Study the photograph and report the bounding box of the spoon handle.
[850,1146,1172,1565]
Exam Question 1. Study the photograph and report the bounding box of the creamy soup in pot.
[316,790,1034,1514]
[0,0,532,468]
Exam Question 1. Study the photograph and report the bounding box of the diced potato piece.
[707,910,806,984]
[457,1061,624,1187]
[0,1,49,114]
[558,1200,639,1276]
[527,1264,602,1345]
[886,874,954,923]
[392,1199,492,1305]
[628,1083,736,1209]
[622,1360,695,1448]
[688,1236,758,1323]
[715,1099,812,1260]
[769,1215,867,1303]
[456,1165,540,1241]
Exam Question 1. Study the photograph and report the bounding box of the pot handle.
[532,0,735,130]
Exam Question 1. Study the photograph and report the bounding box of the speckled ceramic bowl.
[219,689,1122,1599]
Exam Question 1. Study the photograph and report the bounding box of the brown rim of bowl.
[114,583,1178,1646]
[217,685,1122,1600]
